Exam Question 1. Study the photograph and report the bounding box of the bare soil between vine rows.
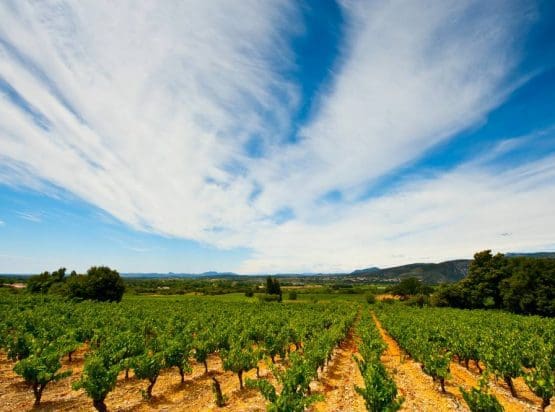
[0,331,365,412]
[371,313,551,412]
[2,316,552,412]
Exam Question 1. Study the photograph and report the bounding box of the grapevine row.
[0,294,357,411]
[375,304,555,410]
[354,310,403,411]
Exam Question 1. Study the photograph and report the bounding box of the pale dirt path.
[308,326,366,412]
[371,313,467,412]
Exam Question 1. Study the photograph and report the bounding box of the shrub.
[365,293,376,304]
[460,374,503,412]
[258,294,282,303]
[14,348,71,405]
[73,353,119,412]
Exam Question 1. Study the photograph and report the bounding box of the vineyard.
[0,294,358,411]
[0,292,553,411]
[375,304,555,411]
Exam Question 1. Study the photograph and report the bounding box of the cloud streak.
[16,211,42,222]
[252,0,536,214]
[238,150,555,273]
[1,0,553,272]
[0,0,299,237]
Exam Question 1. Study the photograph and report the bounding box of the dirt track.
[309,326,366,412]
[371,313,466,411]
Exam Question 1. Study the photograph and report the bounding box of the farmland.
[0,291,553,411]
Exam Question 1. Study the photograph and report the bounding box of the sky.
[1,0,555,274]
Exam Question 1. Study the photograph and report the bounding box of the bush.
[73,354,119,412]
[388,277,432,299]
[356,362,403,411]
[14,349,71,405]
[460,375,503,412]
[365,293,376,304]
[244,290,254,298]
[403,294,429,308]
[288,291,298,300]
[258,294,282,303]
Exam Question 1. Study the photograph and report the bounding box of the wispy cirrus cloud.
[1,1,553,273]
[16,211,42,222]
[251,0,537,215]
[239,148,555,273]
[0,0,300,240]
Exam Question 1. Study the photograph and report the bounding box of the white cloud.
[251,0,536,214]
[238,153,555,273]
[1,1,553,272]
[0,0,300,240]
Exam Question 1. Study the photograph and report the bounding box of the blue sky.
[1,0,555,274]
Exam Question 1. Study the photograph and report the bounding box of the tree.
[51,267,66,283]
[432,250,555,316]
[265,277,282,302]
[66,266,125,302]
[86,266,125,302]
[66,274,91,300]
[266,277,281,295]
[462,250,508,308]
[26,268,67,294]
[500,258,555,316]
[26,272,54,294]
[389,277,430,299]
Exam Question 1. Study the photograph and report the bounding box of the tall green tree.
[66,266,125,302]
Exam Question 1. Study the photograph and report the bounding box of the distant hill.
[350,267,380,276]
[121,271,239,279]
[4,251,553,284]
[349,259,471,283]
[506,252,555,259]
[349,251,555,284]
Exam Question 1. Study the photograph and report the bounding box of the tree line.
[26,266,125,302]
[434,250,554,316]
